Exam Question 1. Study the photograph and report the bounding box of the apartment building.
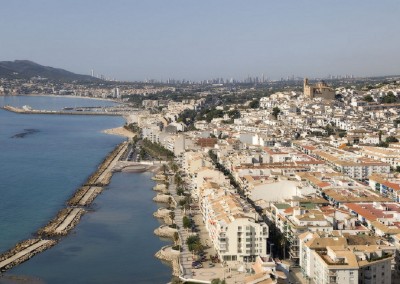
[199,186,269,262]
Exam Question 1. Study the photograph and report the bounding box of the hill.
[0,60,99,82]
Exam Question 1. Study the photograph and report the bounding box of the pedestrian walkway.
[168,176,193,279]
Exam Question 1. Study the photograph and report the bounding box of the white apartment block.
[200,188,268,262]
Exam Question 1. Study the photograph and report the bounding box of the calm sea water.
[0,96,171,283]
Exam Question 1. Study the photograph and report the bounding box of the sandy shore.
[102,127,136,138]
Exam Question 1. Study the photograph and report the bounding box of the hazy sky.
[1,0,399,81]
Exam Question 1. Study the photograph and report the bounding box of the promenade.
[167,175,193,279]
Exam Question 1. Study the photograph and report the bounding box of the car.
[192,260,201,266]
[208,263,215,268]
[194,264,203,269]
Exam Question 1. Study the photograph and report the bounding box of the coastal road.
[0,240,51,270]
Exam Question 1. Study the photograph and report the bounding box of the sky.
[1,0,399,81]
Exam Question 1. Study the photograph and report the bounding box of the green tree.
[386,136,399,143]
[227,109,240,119]
[272,107,281,119]
[381,92,397,104]
[363,95,373,102]
[182,216,191,228]
[249,99,260,109]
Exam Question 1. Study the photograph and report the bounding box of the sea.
[0,96,171,284]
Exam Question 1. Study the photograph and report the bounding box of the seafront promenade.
[0,141,129,273]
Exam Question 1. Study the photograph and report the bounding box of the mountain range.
[0,60,99,82]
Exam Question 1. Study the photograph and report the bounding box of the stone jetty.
[0,141,129,274]
[0,239,57,272]
[38,208,86,237]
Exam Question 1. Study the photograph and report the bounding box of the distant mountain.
[0,60,99,82]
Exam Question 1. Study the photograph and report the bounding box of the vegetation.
[211,279,226,284]
[363,95,374,102]
[381,92,398,104]
[386,136,399,143]
[249,99,260,109]
[141,138,175,160]
[186,235,203,252]
[176,187,184,196]
[124,123,140,133]
[182,216,192,228]
[272,107,281,119]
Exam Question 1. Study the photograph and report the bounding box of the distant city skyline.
[1,1,399,81]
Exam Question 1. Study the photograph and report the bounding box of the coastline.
[102,127,136,138]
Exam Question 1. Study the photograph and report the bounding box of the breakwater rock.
[0,239,57,272]
[155,246,180,277]
[37,208,86,237]
[153,194,172,204]
[154,225,178,239]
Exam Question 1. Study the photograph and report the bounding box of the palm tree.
[161,163,168,174]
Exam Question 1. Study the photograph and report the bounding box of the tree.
[170,162,179,173]
[169,211,175,224]
[363,95,373,102]
[173,232,179,243]
[386,136,399,143]
[183,216,191,228]
[272,107,281,119]
[227,109,240,119]
[161,164,168,174]
[249,99,260,109]
[381,92,397,104]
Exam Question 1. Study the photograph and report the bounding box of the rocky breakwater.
[37,208,86,237]
[0,142,129,274]
[0,239,57,272]
[153,183,169,194]
[153,194,172,204]
[153,208,174,225]
[154,225,178,239]
[155,246,181,277]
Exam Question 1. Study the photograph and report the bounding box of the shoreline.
[102,127,136,138]
[0,141,128,273]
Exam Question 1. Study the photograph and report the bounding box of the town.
[2,75,400,284]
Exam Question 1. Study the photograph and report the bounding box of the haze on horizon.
[1,0,399,81]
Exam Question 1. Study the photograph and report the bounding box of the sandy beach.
[102,127,136,138]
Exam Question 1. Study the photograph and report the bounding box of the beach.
[102,127,136,138]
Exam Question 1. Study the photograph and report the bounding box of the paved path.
[55,208,83,233]
[0,240,51,269]
[78,186,102,205]
[168,176,193,279]
[96,142,128,183]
